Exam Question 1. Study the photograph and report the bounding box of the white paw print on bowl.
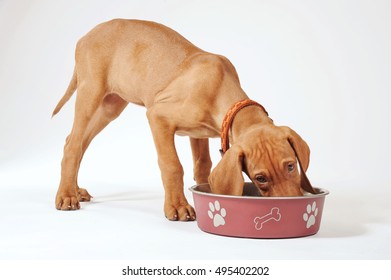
[208,200,226,227]
[303,201,318,228]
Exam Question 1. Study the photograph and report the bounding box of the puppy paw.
[165,202,196,221]
[55,191,81,211]
[78,188,93,202]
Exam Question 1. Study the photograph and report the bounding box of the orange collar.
[220,99,268,155]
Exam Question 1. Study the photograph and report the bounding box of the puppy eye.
[287,163,295,172]
[256,175,268,184]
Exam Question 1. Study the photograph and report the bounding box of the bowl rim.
[189,183,329,200]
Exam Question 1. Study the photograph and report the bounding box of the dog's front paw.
[164,202,196,221]
[78,188,93,202]
[56,191,81,211]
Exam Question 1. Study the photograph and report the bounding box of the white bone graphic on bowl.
[254,207,281,230]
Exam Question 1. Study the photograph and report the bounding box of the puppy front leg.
[147,109,196,221]
[190,138,212,184]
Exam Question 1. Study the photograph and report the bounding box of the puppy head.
[209,126,315,196]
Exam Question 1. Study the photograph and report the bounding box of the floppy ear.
[285,128,316,194]
[286,128,310,171]
[208,145,245,196]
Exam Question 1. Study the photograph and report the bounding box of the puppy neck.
[230,105,273,145]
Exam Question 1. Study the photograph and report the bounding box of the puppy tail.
[52,68,77,117]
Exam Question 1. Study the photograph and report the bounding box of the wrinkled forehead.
[244,138,296,168]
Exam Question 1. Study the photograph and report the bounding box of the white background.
[0,0,390,260]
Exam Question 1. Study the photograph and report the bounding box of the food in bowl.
[190,183,329,238]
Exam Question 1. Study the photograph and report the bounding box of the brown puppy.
[53,19,314,221]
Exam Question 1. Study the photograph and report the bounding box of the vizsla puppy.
[53,19,315,221]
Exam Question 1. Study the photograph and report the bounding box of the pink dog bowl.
[190,183,329,238]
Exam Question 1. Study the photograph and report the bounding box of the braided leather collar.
[220,99,268,155]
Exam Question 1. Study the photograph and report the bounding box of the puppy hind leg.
[81,94,128,153]
[190,138,212,184]
[76,94,128,201]
[55,84,105,211]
